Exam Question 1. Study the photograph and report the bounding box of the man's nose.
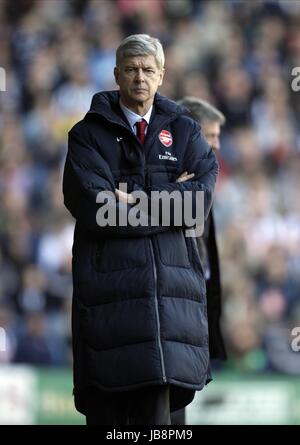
[213,137,220,150]
[135,68,145,82]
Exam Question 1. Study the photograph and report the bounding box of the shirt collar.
[119,100,152,132]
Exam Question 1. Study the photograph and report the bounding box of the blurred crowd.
[0,0,300,374]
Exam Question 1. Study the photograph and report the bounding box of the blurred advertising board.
[0,367,299,424]
[0,366,84,425]
[186,372,300,425]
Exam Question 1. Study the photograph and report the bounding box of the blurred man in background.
[172,97,227,425]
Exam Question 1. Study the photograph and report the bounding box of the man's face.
[114,55,164,109]
[202,121,221,151]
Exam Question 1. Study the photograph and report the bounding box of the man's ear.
[158,68,165,86]
[114,67,119,85]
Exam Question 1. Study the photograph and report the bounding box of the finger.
[185,173,194,179]
[176,176,188,183]
[116,189,127,197]
[176,172,188,182]
[176,171,187,180]
[115,189,126,202]
[128,194,135,204]
[176,173,195,183]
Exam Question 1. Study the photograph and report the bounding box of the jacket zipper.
[149,238,167,383]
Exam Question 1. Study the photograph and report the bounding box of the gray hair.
[116,34,165,70]
[178,96,226,125]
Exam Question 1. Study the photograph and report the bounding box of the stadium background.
[0,0,300,424]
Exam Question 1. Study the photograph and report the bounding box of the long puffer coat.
[63,91,219,414]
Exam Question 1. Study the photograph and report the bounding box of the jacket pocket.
[185,233,205,277]
[156,229,190,268]
[94,237,147,272]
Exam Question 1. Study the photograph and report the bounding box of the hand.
[176,171,195,183]
[115,188,136,204]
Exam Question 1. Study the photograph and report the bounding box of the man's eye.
[146,69,154,74]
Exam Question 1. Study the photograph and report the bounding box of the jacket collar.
[85,91,189,150]
[86,90,186,126]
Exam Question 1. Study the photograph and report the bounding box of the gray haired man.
[63,36,219,425]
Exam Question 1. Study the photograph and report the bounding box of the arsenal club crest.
[159,130,173,147]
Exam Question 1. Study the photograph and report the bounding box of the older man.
[63,35,218,425]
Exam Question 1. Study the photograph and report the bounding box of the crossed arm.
[63,121,218,237]
[115,171,195,203]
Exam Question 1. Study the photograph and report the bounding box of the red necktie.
[135,119,147,145]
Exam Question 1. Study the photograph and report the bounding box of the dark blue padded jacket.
[63,90,219,414]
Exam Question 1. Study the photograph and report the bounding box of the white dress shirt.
[119,100,152,135]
